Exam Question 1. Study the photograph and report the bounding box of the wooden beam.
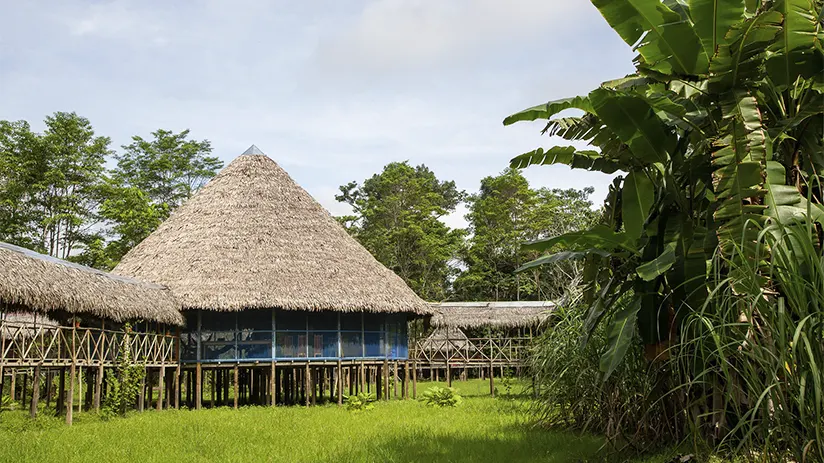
[30,365,40,418]
[233,365,239,410]
[403,361,409,400]
[66,363,75,425]
[195,363,202,410]
[336,360,343,405]
[412,360,417,399]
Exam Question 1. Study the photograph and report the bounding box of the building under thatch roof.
[0,241,183,325]
[114,146,428,315]
[430,301,554,330]
[419,326,479,358]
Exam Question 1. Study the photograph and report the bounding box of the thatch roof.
[0,242,184,325]
[114,147,429,315]
[420,326,478,354]
[430,301,555,329]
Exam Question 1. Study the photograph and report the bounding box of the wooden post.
[446,362,452,388]
[56,368,65,416]
[195,363,202,410]
[93,364,104,412]
[233,365,239,410]
[489,359,495,397]
[0,366,4,406]
[173,363,181,409]
[21,371,28,409]
[67,324,77,425]
[383,359,389,400]
[403,361,409,400]
[304,363,310,407]
[336,360,343,405]
[412,360,417,399]
[270,361,276,407]
[30,365,41,418]
[157,365,165,411]
[44,371,52,409]
[138,369,146,412]
[393,362,398,399]
[66,363,76,424]
[9,369,15,402]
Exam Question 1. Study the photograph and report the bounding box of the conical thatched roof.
[430,301,554,329]
[0,242,183,325]
[114,149,429,315]
[420,326,477,354]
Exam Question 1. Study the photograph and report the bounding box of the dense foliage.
[454,169,598,302]
[0,113,222,268]
[512,0,824,459]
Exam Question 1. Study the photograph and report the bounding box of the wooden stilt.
[66,363,76,425]
[174,364,181,409]
[412,360,417,399]
[9,369,15,402]
[446,363,452,387]
[210,368,216,408]
[56,368,65,416]
[157,365,165,411]
[94,364,103,412]
[21,371,27,409]
[383,359,390,400]
[45,370,52,410]
[304,363,310,407]
[138,369,146,412]
[489,361,495,397]
[195,363,202,410]
[270,361,276,406]
[393,362,398,399]
[233,365,239,410]
[403,361,409,400]
[30,365,41,418]
[0,366,4,407]
[336,360,343,405]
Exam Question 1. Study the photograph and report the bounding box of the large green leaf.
[509,146,623,174]
[516,249,611,273]
[622,171,655,239]
[503,96,592,126]
[710,11,783,88]
[523,225,638,254]
[765,161,824,223]
[689,0,745,57]
[637,241,678,280]
[592,0,710,75]
[600,297,641,381]
[766,0,823,89]
[590,88,674,164]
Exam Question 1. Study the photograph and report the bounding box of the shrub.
[420,386,462,408]
[102,323,145,419]
[344,392,375,412]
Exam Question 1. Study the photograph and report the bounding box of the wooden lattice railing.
[0,321,177,367]
[409,336,531,366]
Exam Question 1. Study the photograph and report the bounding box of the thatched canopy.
[114,147,429,315]
[430,301,554,329]
[0,242,184,325]
[420,326,478,354]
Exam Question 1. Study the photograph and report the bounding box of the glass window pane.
[340,313,362,331]
[342,332,363,357]
[238,343,272,359]
[275,310,306,331]
[364,332,385,357]
[309,331,338,357]
[202,342,236,360]
[238,330,272,343]
[307,311,337,330]
[276,332,307,358]
[237,309,271,330]
[180,332,197,361]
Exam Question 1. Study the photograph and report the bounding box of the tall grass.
[671,223,824,461]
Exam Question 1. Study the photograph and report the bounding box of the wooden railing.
[0,321,177,367]
[409,336,531,366]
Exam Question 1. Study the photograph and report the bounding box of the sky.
[0,0,635,229]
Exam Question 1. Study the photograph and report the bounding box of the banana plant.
[505,0,824,379]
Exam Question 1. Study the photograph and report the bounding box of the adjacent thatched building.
[114,146,429,363]
[430,301,554,332]
[0,241,183,327]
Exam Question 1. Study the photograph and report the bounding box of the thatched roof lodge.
[114,146,429,363]
[430,301,555,330]
[0,241,183,326]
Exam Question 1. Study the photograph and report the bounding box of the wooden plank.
[30,365,40,418]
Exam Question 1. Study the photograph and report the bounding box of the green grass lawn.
[0,379,679,463]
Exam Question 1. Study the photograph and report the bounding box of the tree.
[93,129,223,267]
[0,120,47,250]
[337,162,465,301]
[39,112,110,259]
[505,0,824,379]
[112,129,222,217]
[454,169,598,302]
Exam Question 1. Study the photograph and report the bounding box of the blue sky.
[0,1,635,228]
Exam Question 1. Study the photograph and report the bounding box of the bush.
[420,386,462,408]
[344,392,375,412]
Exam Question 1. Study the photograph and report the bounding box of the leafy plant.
[102,323,145,418]
[344,392,376,412]
[506,0,824,380]
[420,386,462,408]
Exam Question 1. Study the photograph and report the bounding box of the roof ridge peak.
[241,144,265,156]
